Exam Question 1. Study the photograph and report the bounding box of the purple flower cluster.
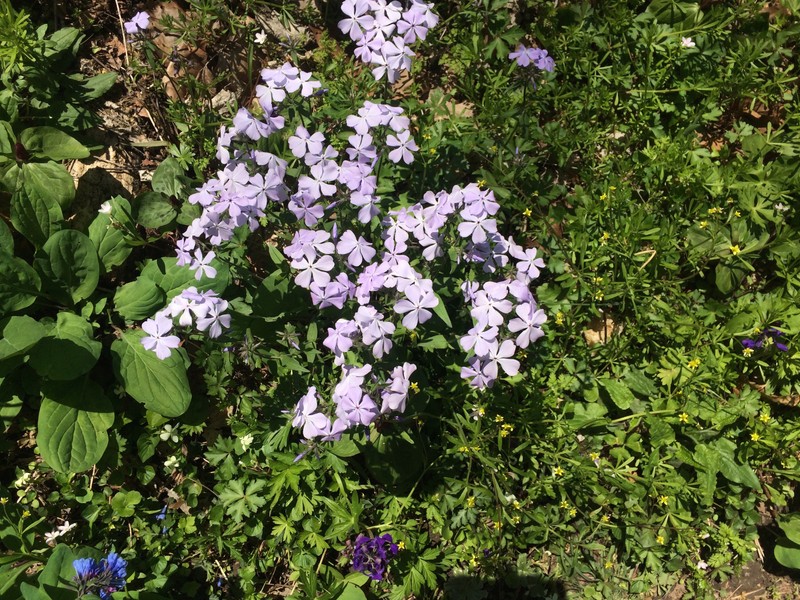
[509,44,555,71]
[351,533,398,581]
[141,287,230,359]
[338,0,438,83]
[742,327,788,353]
[73,552,127,599]
[139,57,547,443]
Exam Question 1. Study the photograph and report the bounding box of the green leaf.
[152,157,192,199]
[711,438,760,489]
[0,218,13,254]
[141,256,229,301]
[22,162,76,210]
[111,490,143,517]
[114,278,166,321]
[38,378,114,473]
[570,402,608,429]
[28,312,101,380]
[111,330,191,417]
[0,121,13,155]
[623,367,658,396]
[37,544,76,588]
[432,292,452,327]
[0,316,46,361]
[132,191,177,229]
[774,538,800,570]
[10,183,63,247]
[81,72,117,100]
[0,251,41,316]
[779,514,800,546]
[219,479,267,522]
[88,196,134,272]
[36,230,99,304]
[20,127,89,161]
[336,585,368,600]
[599,378,634,410]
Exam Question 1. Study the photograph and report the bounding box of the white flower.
[255,30,268,45]
[681,37,695,48]
[99,201,112,214]
[774,203,788,213]
[164,455,179,470]
[696,560,708,570]
[57,521,77,535]
[239,433,254,451]
[44,530,61,545]
[160,424,179,443]
[14,471,31,488]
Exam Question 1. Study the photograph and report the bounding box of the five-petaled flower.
[124,12,149,35]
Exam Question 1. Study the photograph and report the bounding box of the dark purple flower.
[351,533,398,581]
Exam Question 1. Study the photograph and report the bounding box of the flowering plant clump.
[351,533,398,580]
[73,552,127,599]
[741,326,789,353]
[338,0,438,82]
[139,53,548,445]
[508,43,555,71]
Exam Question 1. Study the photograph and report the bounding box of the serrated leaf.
[0,250,41,316]
[38,378,114,473]
[28,312,101,380]
[219,479,267,522]
[20,127,89,161]
[111,330,191,417]
[114,278,166,321]
[36,230,99,304]
[599,378,634,409]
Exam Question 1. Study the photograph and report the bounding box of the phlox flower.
[337,230,377,267]
[141,314,181,359]
[386,130,419,164]
[507,302,546,348]
[288,126,325,159]
[124,12,149,35]
[339,0,375,40]
[190,249,217,280]
[393,282,438,329]
[291,254,335,289]
[481,339,520,380]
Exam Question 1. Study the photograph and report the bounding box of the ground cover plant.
[1,0,800,598]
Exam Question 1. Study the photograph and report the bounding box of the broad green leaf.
[20,127,89,161]
[37,544,76,588]
[88,196,134,272]
[111,330,191,417]
[22,162,76,210]
[10,184,63,247]
[81,72,117,100]
[775,538,800,570]
[0,120,13,155]
[0,218,13,254]
[599,378,634,410]
[38,378,114,473]
[141,256,229,301]
[111,490,143,517]
[0,251,41,316]
[336,585,368,600]
[219,479,267,522]
[114,278,166,321]
[570,402,608,429]
[715,263,746,295]
[132,191,177,229]
[711,438,760,489]
[152,157,192,198]
[0,561,35,595]
[0,316,46,361]
[36,230,99,304]
[623,367,659,396]
[28,312,101,380]
[779,514,800,546]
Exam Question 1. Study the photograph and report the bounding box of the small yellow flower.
[569,508,577,517]
[601,515,610,523]
[409,329,418,341]
[708,207,722,215]
[554,466,565,477]
[409,381,420,394]
[475,407,485,418]
[476,179,486,188]
[555,311,564,326]
[600,232,610,245]
[494,415,505,423]
[0,497,7,505]
[742,348,753,357]
[459,445,470,453]
[687,358,701,370]
[594,291,604,301]
[512,500,521,510]
[22,510,30,518]
[734,210,741,217]
[604,560,613,569]
[397,541,406,550]
[517,350,527,360]
[490,145,498,153]
[657,535,665,545]
[727,197,734,204]
[467,496,476,508]
[609,186,617,192]
[729,244,741,255]
[679,412,689,424]
[559,500,570,509]
[522,207,532,218]
[470,554,479,568]
[599,193,607,201]
[750,432,761,442]
[753,327,762,334]
[471,445,481,452]
[428,148,437,156]
[589,452,600,461]
[699,220,708,229]
[593,276,603,284]
[658,495,669,506]
[422,133,431,140]
[500,424,514,437]
[759,413,770,423]
[511,515,521,524]
[493,520,502,530]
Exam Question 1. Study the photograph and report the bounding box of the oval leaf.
[0,251,41,316]
[132,191,177,229]
[599,378,635,410]
[19,126,89,161]
[36,230,99,304]
[10,186,63,247]
[0,316,46,362]
[28,312,101,380]
[114,278,166,321]
[111,330,191,417]
[88,196,134,272]
[22,162,76,210]
[38,378,114,473]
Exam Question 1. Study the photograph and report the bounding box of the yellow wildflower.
[512,500,521,510]
[729,244,741,255]
[22,510,30,518]
[679,412,689,424]
[397,541,406,550]
[593,276,603,284]
[604,560,613,569]
[467,496,476,508]
[494,415,504,423]
[735,210,741,217]
[428,148,437,156]
[409,381,420,394]
[595,291,604,301]
[600,193,607,201]
[459,445,470,453]
[759,413,770,423]
[687,358,701,370]
[422,133,431,140]
[555,311,564,326]
[559,500,570,509]
[600,232,610,245]
[0,497,7,505]
[658,495,669,506]
[500,424,514,437]
[569,508,577,517]
[553,466,565,477]
[589,452,600,461]
[522,207,532,217]
[609,186,617,191]
[751,432,761,442]
[512,515,521,524]
[699,220,708,229]
[476,179,486,188]
[601,515,610,523]
[657,535,665,545]
[742,348,753,357]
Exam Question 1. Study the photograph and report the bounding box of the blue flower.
[73,552,127,599]
[351,533,398,581]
